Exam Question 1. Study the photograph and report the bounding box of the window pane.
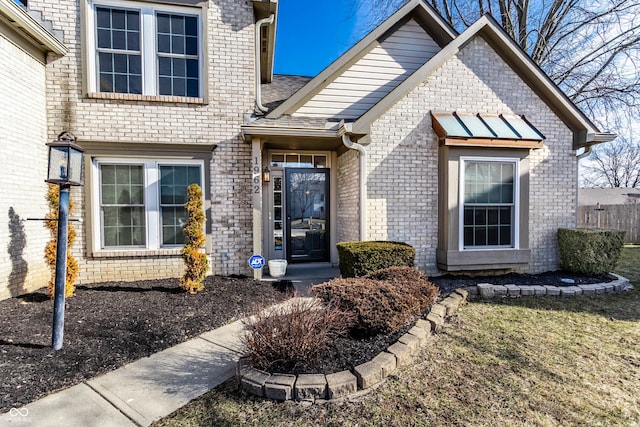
[97,29,111,49]
[97,7,111,28]
[159,57,172,76]
[173,78,186,96]
[127,31,140,51]
[185,16,197,36]
[112,30,126,50]
[114,74,128,93]
[157,13,171,33]
[186,80,198,97]
[186,36,197,55]
[99,74,114,92]
[159,77,172,95]
[172,35,185,54]
[158,34,171,53]
[314,156,327,168]
[111,9,126,29]
[127,11,139,31]
[173,58,186,77]
[113,54,128,73]
[186,59,198,78]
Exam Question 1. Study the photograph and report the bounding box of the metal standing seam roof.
[431,112,545,141]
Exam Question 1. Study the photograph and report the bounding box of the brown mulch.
[0,276,288,413]
[0,270,612,412]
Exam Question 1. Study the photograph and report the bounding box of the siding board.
[293,19,440,119]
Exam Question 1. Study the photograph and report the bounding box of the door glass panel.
[273,176,283,251]
[286,169,328,262]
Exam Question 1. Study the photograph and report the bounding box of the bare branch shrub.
[241,299,355,373]
[365,266,439,312]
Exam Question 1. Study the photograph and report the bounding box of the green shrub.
[312,267,435,336]
[180,184,208,294]
[337,241,415,278]
[558,228,625,275]
[241,299,355,373]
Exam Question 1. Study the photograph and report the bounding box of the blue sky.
[273,0,404,76]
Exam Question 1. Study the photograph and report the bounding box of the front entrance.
[265,152,332,264]
[285,168,329,262]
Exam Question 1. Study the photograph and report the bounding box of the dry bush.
[313,276,429,336]
[241,299,355,373]
[365,266,439,312]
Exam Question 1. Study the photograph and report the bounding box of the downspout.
[255,14,274,113]
[341,132,368,242]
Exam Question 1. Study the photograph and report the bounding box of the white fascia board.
[0,0,67,55]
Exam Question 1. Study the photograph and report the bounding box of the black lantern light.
[262,166,271,183]
[46,132,84,186]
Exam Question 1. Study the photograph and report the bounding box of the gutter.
[255,14,274,113]
[0,0,67,55]
[339,121,368,241]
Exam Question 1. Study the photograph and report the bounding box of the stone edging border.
[236,273,632,403]
[236,288,469,403]
[471,273,632,299]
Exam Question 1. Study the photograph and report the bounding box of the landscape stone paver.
[532,285,547,296]
[544,285,561,296]
[325,370,357,399]
[477,283,495,298]
[426,312,444,332]
[415,318,432,333]
[430,304,447,317]
[294,374,327,401]
[354,360,383,389]
[398,332,420,355]
[493,285,508,296]
[387,341,412,367]
[371,352,397,378]
[264,374,297,401]
[505,284,521,297]
[240,367,270,397]
[407,325,429,345]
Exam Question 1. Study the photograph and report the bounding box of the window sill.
[436,248,531,272]
[91,248,183,258]
[86,92,205,105]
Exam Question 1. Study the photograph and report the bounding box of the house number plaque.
[253,156,260,193]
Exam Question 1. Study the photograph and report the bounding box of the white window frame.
[459,156,520,251]
[86,0,203,97]
[92,158,205,251]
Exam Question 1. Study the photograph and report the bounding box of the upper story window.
[88,1,202,98]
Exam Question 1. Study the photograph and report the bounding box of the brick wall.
[336,149,360,243]
[0,35,51,299]
[28,0,257,284]
[367,37,576,274]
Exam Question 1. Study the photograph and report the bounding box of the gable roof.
[351,14,614,149]
[266,0,456,119]
[264,1,614,150]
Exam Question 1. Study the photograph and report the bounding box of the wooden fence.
[578,204,640,243]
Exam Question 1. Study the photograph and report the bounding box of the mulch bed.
[0,276,288,413]
[0,270,612,412]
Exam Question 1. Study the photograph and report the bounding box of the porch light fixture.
[46,131,84,350]
[46,132,84,186]
[262,167,271,183]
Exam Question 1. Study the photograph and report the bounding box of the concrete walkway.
[1,319,246,427]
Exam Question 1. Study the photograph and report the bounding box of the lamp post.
[46,132,83,350]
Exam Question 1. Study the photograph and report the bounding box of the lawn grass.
[153,247,640,427]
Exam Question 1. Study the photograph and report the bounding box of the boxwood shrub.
[337,241,415,278]
[558,228,625,275]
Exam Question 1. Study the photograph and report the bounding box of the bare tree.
[581,137,640,188]
[352,0,640,129]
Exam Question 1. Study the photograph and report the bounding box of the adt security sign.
[249,254,265,270]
